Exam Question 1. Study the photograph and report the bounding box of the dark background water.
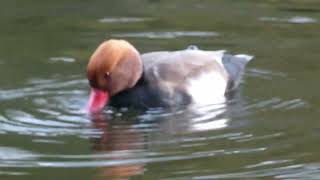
[0,0,320,179]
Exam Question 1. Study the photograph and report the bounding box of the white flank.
[187,72,227,106]
[210,50,225,66]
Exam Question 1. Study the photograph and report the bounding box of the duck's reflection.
[90,112,145,179]
[88,91,246,179]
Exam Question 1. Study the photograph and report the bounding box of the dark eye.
[104,72,111,79]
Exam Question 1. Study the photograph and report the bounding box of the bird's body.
[110,49,252,108]
[86,40,253,113]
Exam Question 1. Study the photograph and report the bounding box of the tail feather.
[222,54,254,91]
[235,54,254,62]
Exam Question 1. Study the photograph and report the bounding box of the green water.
[0,0,320,179]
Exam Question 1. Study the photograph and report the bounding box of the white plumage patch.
[187,72,227,105]
[209,50,225,66]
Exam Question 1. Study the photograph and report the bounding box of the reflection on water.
[90,113,145,178]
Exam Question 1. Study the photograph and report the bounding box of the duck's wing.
[141,50,229,106]
[142,49,253,89]
[141,50,228,85]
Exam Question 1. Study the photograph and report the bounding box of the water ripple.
[245,98,308,111]
[112,31,219,39]
[0,147,266,168]
[245,159,292,169]
[246,68,286,80]
[0,78,87,101]
[49,57,76,63]
[98,17,153,23]
[193,164,320,179]
[259,16,317,24]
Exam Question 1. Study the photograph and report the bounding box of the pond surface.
[0,0,320,179]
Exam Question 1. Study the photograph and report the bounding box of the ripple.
[279,7,320,13]
[112,31,219,39]
[189,103,229,131]
[246,68,286,80]
[0,78,87,101]
[245,98,308,111]
[32,139,65,144]
[0,147,266,168]
[235,132,284,143]
[49,57,76,63]
[0,77,96,137]
[98,17,153,23]
[245,159,292,169]
[259,16,317,24]
[0,171,28,176]
[0,114,95,137]
[0,147,38,160]
[271,99,307,110]
[137,102,229,133]
[193,164,320,179]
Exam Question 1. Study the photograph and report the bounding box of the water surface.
[0,0,320,179]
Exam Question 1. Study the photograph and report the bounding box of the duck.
[86,39,253,113]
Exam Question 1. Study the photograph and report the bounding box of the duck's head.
[86,39,142,113]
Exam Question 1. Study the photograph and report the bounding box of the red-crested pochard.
[86,39,253,113]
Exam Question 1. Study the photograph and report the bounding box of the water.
[0,0,319,179]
